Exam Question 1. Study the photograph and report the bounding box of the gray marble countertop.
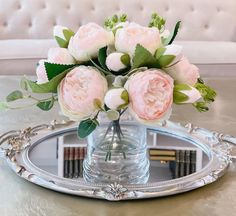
[0,76,236,216]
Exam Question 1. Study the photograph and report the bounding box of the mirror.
[28,128,210,183]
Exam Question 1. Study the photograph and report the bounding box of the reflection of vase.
[83,121,150,184]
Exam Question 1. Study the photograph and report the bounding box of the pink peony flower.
[58,66,108,121]
[125,69,174,123]
[68,22,114,61]
[164,56,200,86]
[115,22,161,56]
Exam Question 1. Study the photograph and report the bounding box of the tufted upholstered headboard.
[0,0,236,41]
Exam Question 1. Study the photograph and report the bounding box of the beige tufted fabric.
[0,0,236,75]
[1,0,236,40]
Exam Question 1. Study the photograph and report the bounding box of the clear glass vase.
[83,121,150,184]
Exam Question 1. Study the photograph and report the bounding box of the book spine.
[69,147,75,178]
[63,147,69,178]
[74,147,80,178]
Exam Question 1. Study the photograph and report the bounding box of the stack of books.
[149,148,197,178]
[63,147,86,178]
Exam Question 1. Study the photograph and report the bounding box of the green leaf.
[194,83,217,103]
[25,70,68,93]
[120,54,130,66]
[173,91,189,104]
[77,119,98,138]
[98,47,108,70]
[55,36,68,48]
[157,55,175,67]
[155,47,166,59]
[20,77,28,91]
[6,90,23,102]
[44,62,76,80]
[0,102,9,111]
[36,98,54,111]
[174,84,192,91]
[193,102,209,112]
[93,98,102,110]
[63,29,74,41]
[164,21,181,45]
[132,44,160,69]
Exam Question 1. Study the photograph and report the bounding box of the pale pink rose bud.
[125,69,174,123]
[164,56,200,86]
[58,66,108,121]
[36,60,48,84]
[105,52,129,72]
[68,23,114,62]
[178,85,202,103]
[115,22,161,56]
[104,88,129,110]
[48,48,76,64]
[163,44,183,65]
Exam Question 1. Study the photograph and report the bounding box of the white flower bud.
[106,52,130,72]
[53,25,74,48]
[179,86,201,103]
[104,88,129,110]
[163,44,183,65]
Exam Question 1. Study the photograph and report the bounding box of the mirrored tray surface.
[0,121,235,201]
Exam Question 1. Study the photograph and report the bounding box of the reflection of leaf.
[44,62,76,80]
[132,44,160,69]
[6,90,23,102]
[36,98,54,111]
[77,119,98,138]
[0,102,9,111]
[25,71,68,93]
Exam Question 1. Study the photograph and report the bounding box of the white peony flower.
[104,88,129,110]
[48,48,76,64]
[68,22,114,62]
[179,86,202,103]
[106,52,130,72]
[115,22,161,56]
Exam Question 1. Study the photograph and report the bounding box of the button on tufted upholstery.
[0,0,236,75]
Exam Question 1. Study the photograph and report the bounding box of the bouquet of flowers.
[2,13,216,139]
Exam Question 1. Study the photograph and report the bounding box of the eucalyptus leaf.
[163,21,181,45]
[78,119,98,138]
[26,70,68,93]
[20,77,28,91]
[6,90,23,102]
[36,98,54,111]
[132,44,160,69]
[0,102,9,111]
[157,55,175,68]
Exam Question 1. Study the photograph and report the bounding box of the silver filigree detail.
[101,183,128,200]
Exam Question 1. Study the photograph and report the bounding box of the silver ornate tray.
[0,120,235,201]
